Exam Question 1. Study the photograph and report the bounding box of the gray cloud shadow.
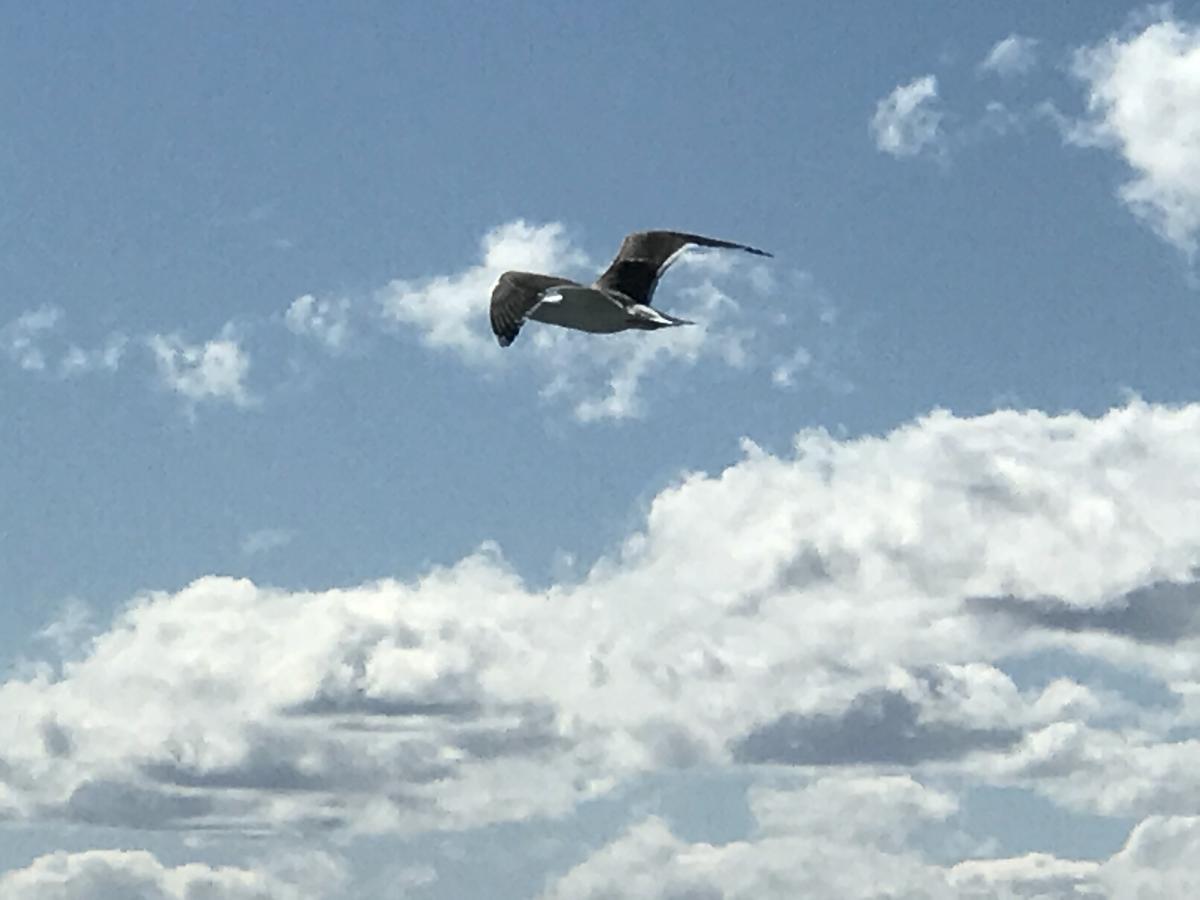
[62,778,213,828]
[732,688,1020,766]
[969,579,1200,645]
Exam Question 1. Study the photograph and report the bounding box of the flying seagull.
[488,230,772,347]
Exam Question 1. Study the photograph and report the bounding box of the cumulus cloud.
[373,220,793,422]
[980,34,1040,77]
[0,848,344,900]
[543,777,963,900]
[871,75,944,158]
[285,294,353,352]
[1069,13,1200,255]
[2,399,1200,846]
[983,723,1200,820]
[544,778,1200,899]
[0,554,628,834]
[147,324,254,409]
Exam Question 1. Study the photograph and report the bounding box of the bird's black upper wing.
[594,230,772,306]
[489,271,581,347]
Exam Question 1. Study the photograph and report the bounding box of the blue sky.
[6,2,1200,897]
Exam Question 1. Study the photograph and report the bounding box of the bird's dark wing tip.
[676,231,773,258]
[493,321,520,347]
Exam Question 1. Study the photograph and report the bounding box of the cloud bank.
[0,849,343,900]
[543,778,1200,899]
[2,399,1200,879]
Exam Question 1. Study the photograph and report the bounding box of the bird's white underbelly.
[527,287,632,334]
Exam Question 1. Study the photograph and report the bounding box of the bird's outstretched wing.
[594,230,772,306]
[489,271,581,347]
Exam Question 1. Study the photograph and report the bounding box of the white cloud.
[1,307,126,379]
[770,345,812,389]
[33,598,98,666]
[0,848,344,900]
[59,333,128,378]
[871,75,944,158]
[980,34,1040,77]
[378,220,589,357]
[565,278,754,422]
[147,324,254,409]
[1070,14,1200,254]
[285,294,353,352]
[1103,815,1200,897]
[545,779,1200,899]
[984,723,1200,819]
[543,777,964,900]
[2,305,63,371]
[2,399,1200,843]
[241,527,296,556]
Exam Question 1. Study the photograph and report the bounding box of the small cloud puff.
[59,333,127,377]
[285,294,353,352]
[871,75,944,158]
[147,323,255,409]
[1,305,63,371]
[980,34,1040,77]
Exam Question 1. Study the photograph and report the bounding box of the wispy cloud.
[240,527,296,556]
[58,333,127,377]
[2,305,63,371]
[871,75,944,159]
[558,275,755,422]
[285,294,353,353]
[980,34,1041,77]
[2,306,127,378]
[771,345,812,389]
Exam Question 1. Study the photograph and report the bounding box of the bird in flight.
[488,230,771,347]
